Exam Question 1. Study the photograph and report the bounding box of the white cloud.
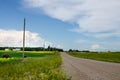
[75,39,120,51]
[23,0,120,38]
[0,29,58,47]
[91,44,100,51]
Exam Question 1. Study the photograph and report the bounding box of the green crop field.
[68,52,120,63]
[0,51,55,58]
[0,51,67,80]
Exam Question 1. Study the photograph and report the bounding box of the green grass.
[68,52,120,63]
[0,51,67,80]
[0,58,21,66]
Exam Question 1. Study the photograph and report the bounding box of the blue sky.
[0,0,120,51]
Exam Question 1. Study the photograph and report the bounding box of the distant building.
[5,48,9,51]
[13,48,20,51]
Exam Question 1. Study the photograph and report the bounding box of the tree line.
[0,46,63,52]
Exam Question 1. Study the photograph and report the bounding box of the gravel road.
[61,52,120,80]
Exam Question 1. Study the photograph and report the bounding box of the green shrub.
[2,54,10,58]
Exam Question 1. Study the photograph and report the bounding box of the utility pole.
[43,40,45,51]
[23,18,26,58]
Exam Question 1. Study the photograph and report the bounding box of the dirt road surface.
[61,52,120,80]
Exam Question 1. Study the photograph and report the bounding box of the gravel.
[61,52,120,80]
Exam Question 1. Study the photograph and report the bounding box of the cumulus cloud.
[91,44,100,51]
[0,29,57,47]
[23,0,120,38]
[75,39,120,51]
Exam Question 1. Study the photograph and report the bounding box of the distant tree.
[58,48,63,52]
[68,49,73,52]
[20,47,64,51]
[74,50,80,52]
[108,51,111,52]
[9,47,13,51]
[0,47,5,50]
[82,50,90,53]
[47,45,51,51]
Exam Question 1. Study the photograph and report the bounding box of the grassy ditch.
[0,51,67,80]
[68,52,120,63]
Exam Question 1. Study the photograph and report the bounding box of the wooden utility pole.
[23,18,26,58]
[43,40,45,51]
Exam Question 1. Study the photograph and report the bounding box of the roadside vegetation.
[0,51,67,80]
[68,52,120,63]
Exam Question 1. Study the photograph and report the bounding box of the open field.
[0,51,55,58]
[68,52,120,63]
[0,51,67,80]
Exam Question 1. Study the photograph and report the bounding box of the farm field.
[0,51,55,58]
[0,51,67,80]
[68,52,120,63]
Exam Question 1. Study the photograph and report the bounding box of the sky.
[0,0,120,51]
